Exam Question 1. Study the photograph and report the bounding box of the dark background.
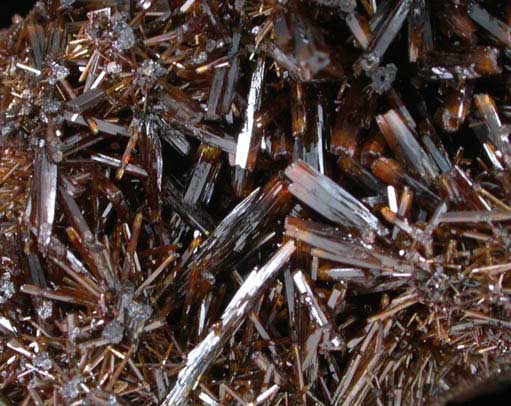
[0,0,510,405]
[2,0,35,27]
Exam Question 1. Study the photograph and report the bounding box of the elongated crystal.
[162,241,295,406]
[419,47,501,81]
[331,83,364,156]
[474,94,511,169]
[184,145,222,206]
[285,160,388,239]
[371,157,441,211]
[408,0,433,62]
[376,109,439,185]
[435,84,472,132]
[180,177,291,291]
[285,217,412,274]
[468,2,511,47]
[65,88,105,113]
[31,141,58,254]
[140,119,163,222]
[234,58,266,193]
[357,0,412,72]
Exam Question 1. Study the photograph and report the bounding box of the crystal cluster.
[2,0,511,405]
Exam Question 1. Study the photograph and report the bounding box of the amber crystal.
[435,84,473,132]
[3,0,511,405]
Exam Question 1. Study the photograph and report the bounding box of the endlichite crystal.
[184,145,222,206]
[234,58,266,196]
[163,241,295,406]
[408,0,433,62]
[435,84,472,132]
[330,82,365,157]
[285,160,388,239]
[376,109,439,185]
[357,0,413,72]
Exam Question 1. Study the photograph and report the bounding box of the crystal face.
[102,320,124,344]
[0,274,15,304]
[60,377,83,401]
[48,63,70,85]
[36,300,53,319]
[2,0,511,405]
[127,302,153,322]
[33,352,52,371]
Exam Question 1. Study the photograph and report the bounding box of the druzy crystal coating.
[2,0,511,405]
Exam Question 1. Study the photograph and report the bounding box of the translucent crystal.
[435,84,472,132]
[159,86,204,125]
[376,109,439,185]
[5,0,511,404]
[178,177,291,294]
[268,9,342,81]
[292,84,330,174]
[331,82,365,157]
[285,217,413,274]
[408,0,433,62]
[285,160,388,239]
[338,155,386,196]
[468,2,511,47]
[293,271,328,327]
[63,112,130,137]
[358,0,412,72]
[419,47,501,81]
[184,145,222,205]
[474,93,511,169]
[234,58,266,195]
[163,242,295,406]
[163,178,216,235]
[86,390,119,406]
[60,0,76,7]
[66,89,105,114]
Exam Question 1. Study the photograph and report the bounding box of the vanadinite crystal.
[2,0,511,405]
